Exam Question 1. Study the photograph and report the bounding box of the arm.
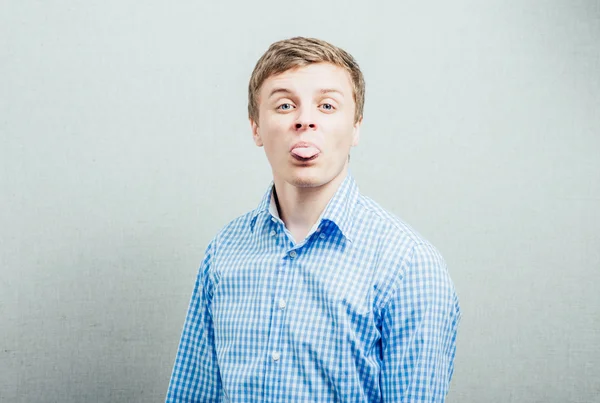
[166,241,221,402]
[379,243,461,402]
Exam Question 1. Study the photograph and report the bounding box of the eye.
[277,103,294,111]
[320,103,335,111]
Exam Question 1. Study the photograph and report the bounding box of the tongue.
[291,146,320,159]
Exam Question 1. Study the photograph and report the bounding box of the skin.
[250,62,362,243]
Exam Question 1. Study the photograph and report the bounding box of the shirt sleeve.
[166,240,221,402]
[379,243,461,402]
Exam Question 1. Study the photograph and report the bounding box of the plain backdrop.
[1,1,599,402]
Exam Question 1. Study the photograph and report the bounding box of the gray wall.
[1,1,599,402]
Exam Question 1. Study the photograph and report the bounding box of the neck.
[273,166,349,243]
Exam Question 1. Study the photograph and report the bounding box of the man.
[166,37,461,402]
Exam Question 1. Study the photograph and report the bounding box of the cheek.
[261,114,291,137]
[326,119,356,148]
[260,120,287,156]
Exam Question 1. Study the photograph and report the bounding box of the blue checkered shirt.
[166,171,461,402]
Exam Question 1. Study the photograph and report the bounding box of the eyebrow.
[267,88,345,98]
[318,88,344,97]
[268,88,293,98]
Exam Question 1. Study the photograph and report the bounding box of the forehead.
[260,63,353,96]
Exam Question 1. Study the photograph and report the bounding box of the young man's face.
[251,63,361,188]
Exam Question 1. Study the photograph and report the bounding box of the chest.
[208,233,385,400]
[211,239,378,325]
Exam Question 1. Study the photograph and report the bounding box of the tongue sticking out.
[291,146,320,159]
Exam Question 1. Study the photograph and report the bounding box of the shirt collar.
[250,170,359,243]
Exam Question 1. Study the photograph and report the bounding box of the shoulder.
[353,194,451,306]
[354,193,437,255]
[205,209,258,257]
[198,210,258,288]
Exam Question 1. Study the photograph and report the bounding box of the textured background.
[1,1,599,402]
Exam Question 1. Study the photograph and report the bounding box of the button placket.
[264,244,299,371]
[264,260,288,367]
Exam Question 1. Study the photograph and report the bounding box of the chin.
[273,159,347,189]
[291,177,321,188]
[288,167,332,188]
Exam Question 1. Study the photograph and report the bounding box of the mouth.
[290,142,321,163]
[291,152,320,163]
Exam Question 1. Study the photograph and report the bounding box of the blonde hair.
[248,37,365,124]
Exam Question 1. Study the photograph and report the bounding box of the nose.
[294,108,317,131]
[295,122,316,130]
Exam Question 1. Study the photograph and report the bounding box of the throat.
[289,227,311,245]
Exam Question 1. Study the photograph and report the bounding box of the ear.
[351,116,362,147]
[250,118,263,147]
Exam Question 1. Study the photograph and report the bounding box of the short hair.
[248,37,365,124]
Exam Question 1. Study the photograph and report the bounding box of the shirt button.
[278,298,286,310]
[271,352,281,361]
[289,250,297,258]
[319,233,326,239]
[270,230,277,237]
